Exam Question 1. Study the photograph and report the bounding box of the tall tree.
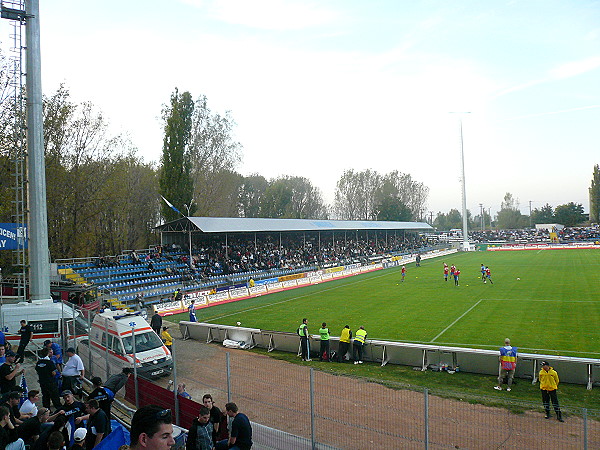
[188,95,242,216]
[496,192,527,229]
[375,197,412,221]
[530,204,554,225]
[334,169,381,220]
[159,88,194,222]
[554,202,586,227]
[259,176,327,219]
[239,174,269,218]
[589,164,600,223]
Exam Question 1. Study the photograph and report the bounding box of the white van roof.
[93,309,153,337]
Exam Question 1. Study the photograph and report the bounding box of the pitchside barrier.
[179,321,600,389]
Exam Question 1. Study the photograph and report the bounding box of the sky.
[2,0,599,218]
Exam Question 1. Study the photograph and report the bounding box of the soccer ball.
[516,278,520,281]
[236,321,241,326]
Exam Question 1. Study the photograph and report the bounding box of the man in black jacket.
[35,348,61,409]
[150,312,162,335]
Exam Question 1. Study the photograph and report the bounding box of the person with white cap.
[68,428,86,450]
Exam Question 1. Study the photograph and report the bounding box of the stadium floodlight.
[450,112,471,251]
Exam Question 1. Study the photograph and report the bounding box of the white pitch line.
[208,270,392,322]
[430,299,483,343]
[484,298,596,303]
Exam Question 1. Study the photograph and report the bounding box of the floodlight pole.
[26,0,52,301]
[451,112,471,251]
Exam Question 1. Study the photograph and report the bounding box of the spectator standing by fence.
[61,348,84,395]
[187,405,213,450]
[216,403,252,450]
[337,325,352,363]
[202,394,225,444]
[495,338,517,391]
[353,326,367,364]
[151,312,162,335]
[298,319,310,361]
[539,361,563,422]
[161,327,173,353]
[16,321,32,364]
[318,323,330,361]
[188,300,198,322]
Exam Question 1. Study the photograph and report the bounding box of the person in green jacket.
[318,323,330,362]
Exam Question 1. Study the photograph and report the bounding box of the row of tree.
[159,88,429,223]
[434,192,589,230]
[0,76,429,262]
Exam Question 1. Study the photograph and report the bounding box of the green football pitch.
[171,249,600,358]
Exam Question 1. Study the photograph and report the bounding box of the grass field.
[171,249,600,358]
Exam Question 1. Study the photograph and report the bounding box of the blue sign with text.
[0,223,27,250]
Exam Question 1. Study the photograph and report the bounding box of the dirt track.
[160,319,599,449]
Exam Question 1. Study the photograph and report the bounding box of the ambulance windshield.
[122,331,164,353]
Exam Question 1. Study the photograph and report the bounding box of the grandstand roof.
[157,217,433,233]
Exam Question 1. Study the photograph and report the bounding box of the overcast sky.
[2,0,599,218]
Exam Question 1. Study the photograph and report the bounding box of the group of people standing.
[494,338,563,422]
[298,319,368,364]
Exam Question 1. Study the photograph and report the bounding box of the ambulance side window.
[101,331,108,348]
[111,338,123,355]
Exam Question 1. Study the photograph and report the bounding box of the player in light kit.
[443,263,449,282]
[481,264,486,281]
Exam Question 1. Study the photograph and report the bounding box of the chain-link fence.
[136,340,600,450]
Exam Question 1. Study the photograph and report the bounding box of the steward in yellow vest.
[353,326,367,364]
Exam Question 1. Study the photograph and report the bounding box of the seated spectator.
[0,405,25,450]
[32,414,68,450]
[2,391,30,426]
[17,407,57,446]
[69,428,86,450]
[19,390,40,417]
[46,431,66,450]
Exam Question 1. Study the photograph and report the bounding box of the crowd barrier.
[179,321,600,389]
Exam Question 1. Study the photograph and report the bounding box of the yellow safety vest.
[355,329,367,344]
[340,328,351,343]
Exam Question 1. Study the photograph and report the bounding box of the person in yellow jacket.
[539,361,563,422]
[353,326,367,365]
[337,325,352,363]
[161,326,173,353]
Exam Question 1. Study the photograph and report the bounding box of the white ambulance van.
[77,309,172,380]
[0,300,88,348]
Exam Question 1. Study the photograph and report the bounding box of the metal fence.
[151,342,600,450]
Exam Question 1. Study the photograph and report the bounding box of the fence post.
[104,317,110,379]
[424,388,429,450]
[310,368,316,450]
[583,407,588,450]
[172,343,179,426]
[132,325,139,409]
[226,352,231,403]
[87,312,92,376]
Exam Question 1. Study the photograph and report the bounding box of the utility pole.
[529,200,533,227]
[479,203,484,230]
